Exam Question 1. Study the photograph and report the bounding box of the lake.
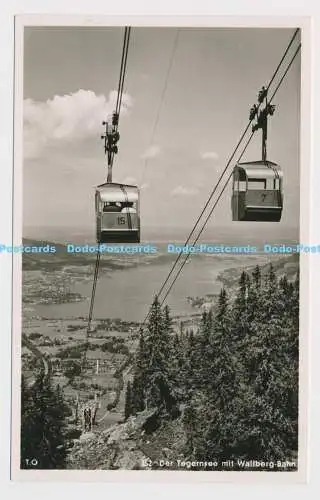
[27,252,280,322]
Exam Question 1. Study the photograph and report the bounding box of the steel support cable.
[86,30,130,353]
[139,28,180,187]
[138,24,296,190]
[114,30,127,115]
[88,250,101,328]
[82,250,101,368]
[159,133,254,307]
[96,31,299,355]
[269,43,301,103]
[80,29,131,384]
[158,42,302,307]
[117,28,131,119]
[115,27,131,119]
[266,28,300,92]
[151,28,301,305]
[110,27,131,170]
[121,30,301,381]
[136,134,254,330]
[112,35,302,387]
[135,31,301,331]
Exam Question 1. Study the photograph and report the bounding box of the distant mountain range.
[23,224,300,245]
[22,239,127,271]
[216,252,299,288]
[22,236,301,274]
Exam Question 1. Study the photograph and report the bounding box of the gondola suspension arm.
[250,86,275,163]
[101,27,131,183]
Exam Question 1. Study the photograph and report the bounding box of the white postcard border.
[9,12,312,486]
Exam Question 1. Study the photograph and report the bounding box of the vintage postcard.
[10,15,310,482]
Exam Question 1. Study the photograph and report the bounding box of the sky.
[22,26,301,237]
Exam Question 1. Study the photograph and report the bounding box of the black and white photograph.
[11,18,307,479]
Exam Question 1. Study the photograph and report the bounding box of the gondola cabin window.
[95,183,140,243]
[232,161,283,222]
[247,178,266,190]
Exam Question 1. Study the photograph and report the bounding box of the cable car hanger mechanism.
[101,26,131,183]
[249,86,276,163]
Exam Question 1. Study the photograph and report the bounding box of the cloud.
[141,145,161,160]
[24,89,133,159]
[140,73,151,80]
[201,151,219,160]
[171,185,199,197]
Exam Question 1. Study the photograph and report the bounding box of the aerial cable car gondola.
[95,27,141,244]
[95,181,140,243]
[231,86,283,222]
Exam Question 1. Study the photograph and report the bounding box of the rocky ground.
[67,408,161,470]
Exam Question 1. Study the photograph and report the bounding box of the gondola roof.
[234,161,283,180]
[96,182,139,202]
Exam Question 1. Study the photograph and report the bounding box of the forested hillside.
[125,263,299,470]
[21,262,299,470]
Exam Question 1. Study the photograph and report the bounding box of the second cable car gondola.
[231,160,283,222]
[95,182,140,243]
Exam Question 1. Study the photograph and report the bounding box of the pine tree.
[190,287,244,465]
[231,266,299,463]
[127,261,299,467]
[163,304,173,335]
[292,272,299,330]
[252,265,261,288]
[277,275,295,325]
[182,398,198,458]
[217,288,228,322]
[130,376,145,415]
[263,263,279,317]
[185,328,196,385]
[170,330,185,401]
[124,381,132,420]
[20,372,68,469]
[130,329,149,415]
[246,266,263,322]
[210,288,239,404]
[234,316,298,462]
[193,311,213,390]
[232,271,250,341]
[144,297,177,414]
[182,324,207,459]
[20,375,35,468]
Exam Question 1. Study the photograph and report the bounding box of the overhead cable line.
[158,41,302,307]
[159,133,254,306]
[269,43,301,102]
[82,249,101,369]
[139,29,301,328]
[139,28,180,187]
[82,27,131,371]
[116,27,131,119]
[109,26,131,170]
[152,28,300,307]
